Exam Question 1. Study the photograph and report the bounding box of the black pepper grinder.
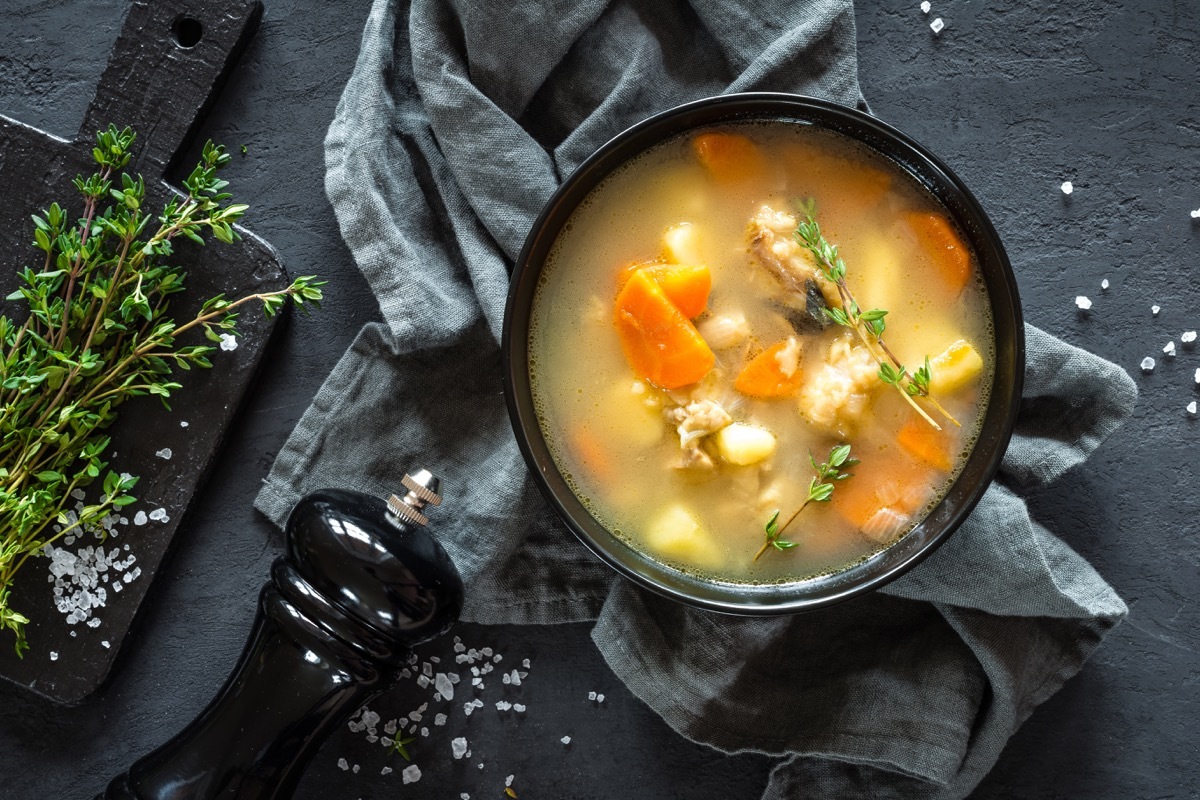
[99,470,462,800]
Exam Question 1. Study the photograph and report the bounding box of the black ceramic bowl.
[502,93,1024,614]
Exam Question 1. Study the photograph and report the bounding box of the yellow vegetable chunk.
[929,339,984,395]
[644,505,722,568]
[662,222,704,265]
[714,423,777,466]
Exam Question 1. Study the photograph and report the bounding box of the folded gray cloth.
[254,1,1138,796]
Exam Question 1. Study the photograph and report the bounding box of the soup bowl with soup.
[502,94,1023,614]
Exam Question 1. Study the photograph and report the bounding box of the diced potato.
[714,423,777,466]
[928,339,984,395]
[847,235,903,317]
[662,223,704,265]
[644,504,722,568]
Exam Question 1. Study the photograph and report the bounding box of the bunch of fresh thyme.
[793,201,959,431]
[755,444,857,561]
[0,125,323,656]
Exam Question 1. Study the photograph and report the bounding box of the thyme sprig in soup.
[529,122,993,583]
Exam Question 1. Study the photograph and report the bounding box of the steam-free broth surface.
[529,122,992,583]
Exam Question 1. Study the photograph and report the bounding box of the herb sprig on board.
[754,444,857,562]
[0,125,324,656]
[793,201,959,430]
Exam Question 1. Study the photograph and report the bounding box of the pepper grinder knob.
[100,471,463,800]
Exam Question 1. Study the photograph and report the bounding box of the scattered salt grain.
[422,661,433,677]
[588,691,597,701]
[417,674,431,689]
[522,658,531,669]
[1187,401,1197,417]
[514,703,526,713]
[1100,279,1109,291]
[101,640,110,649]
[401,765,421,785]
[561,735,572,745]
[1074,295,1092,310]
[461,795,470,800]
[133,511,148,526]
[434,713,447,726]
[493,654,503,663]
[1164,341,1176,356]
[436,672,454,700]
[1182,331,1197,343]
[420,727,429,737]
[180,420,189,428]
[219,333,238,352]
[506,775,515,787]
[381,767,393,776]
[155,448,172,460]
[920,0,931,11]
[596,693,605,703]
[502,672,511,685]
[472,677,483,687]
[1194,367,1200,385]
[87,617,101,628]
[351,764,360,774]
[930,17,944,33]
[1140,357,1156,373]
[1060,181,1073,195]
[49,651,58,661]
[478,763,485,770]
[1152,305,1161,315]
[496,700,512,712]
[1192,208,1200,219]
[509,669,521,686]
[384,719,397,735]
[148,508,169,523]
[337,758,349,771]
[452,737,468,759]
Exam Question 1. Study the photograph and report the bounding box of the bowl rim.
[502,91,1025,615]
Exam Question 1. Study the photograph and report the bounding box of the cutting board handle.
[80,0,263,177]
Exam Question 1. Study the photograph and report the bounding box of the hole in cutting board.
[172,17,204,49]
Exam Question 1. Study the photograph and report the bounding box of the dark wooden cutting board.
[0,0,285,704]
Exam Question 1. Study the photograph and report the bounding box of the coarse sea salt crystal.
[588,691,597,701]
[1061,181,1073,195]
[930,17,944,32]
[49,651,58,661]
[1075,296,1092,310]
[148,508,169,523]
[155,448,172,460]
[461,795,470,800]
[1182,331,1197,343]
[1101,278,1109,290]
[435,713,447,726]
[920,0,931,11]
[1164,341,1176,356]
[1188,401,1198,417]
[452,737,468,759]
[1140,357,1156,372]
[101,640,110,649]
[1191,208,1200,219]
[1194,367,1200,385]
[1152,305,1161,315]
[506,775,515,787]
[401,765,421,785]
[381,766,393,776]
[561,735,572,745]
[597,693,605,703]
[133,511,148,526]
[337,758,349,771]
[219,333,238,352]
[513,703,526,713]
[496,700,512,711]
[436,672,454,700]
[180,420,189,428]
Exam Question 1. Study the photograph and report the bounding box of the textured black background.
[0,1,1197,798]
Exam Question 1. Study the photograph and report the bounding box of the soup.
[528,121,993,583]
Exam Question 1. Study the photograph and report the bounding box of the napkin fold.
[254,1,1137,796]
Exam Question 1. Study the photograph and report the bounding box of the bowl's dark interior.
[502,93,1024,615]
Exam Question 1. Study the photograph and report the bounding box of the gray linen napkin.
[254,1,1138,796]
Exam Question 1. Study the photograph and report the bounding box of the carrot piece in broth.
[616,262,711,318]
[733,340,803,398]
[568,424,615,485]
[906,211,971,295]
[693,131,767,184]
[614,269,715,389]
[896,417,955,473]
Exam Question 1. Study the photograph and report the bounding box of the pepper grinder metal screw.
[100,470,462,800]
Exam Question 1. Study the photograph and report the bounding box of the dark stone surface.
[0,0,1196,798]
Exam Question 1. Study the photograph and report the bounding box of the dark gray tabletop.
[1,1,1196,798]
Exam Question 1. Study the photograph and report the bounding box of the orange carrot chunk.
[733,340,803,398]
[614,270,715,389]
[616,262,711,319]
[693,132,768,184]
[568,425,614,485]
[896,417,955,473]
[906,211,971,295]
